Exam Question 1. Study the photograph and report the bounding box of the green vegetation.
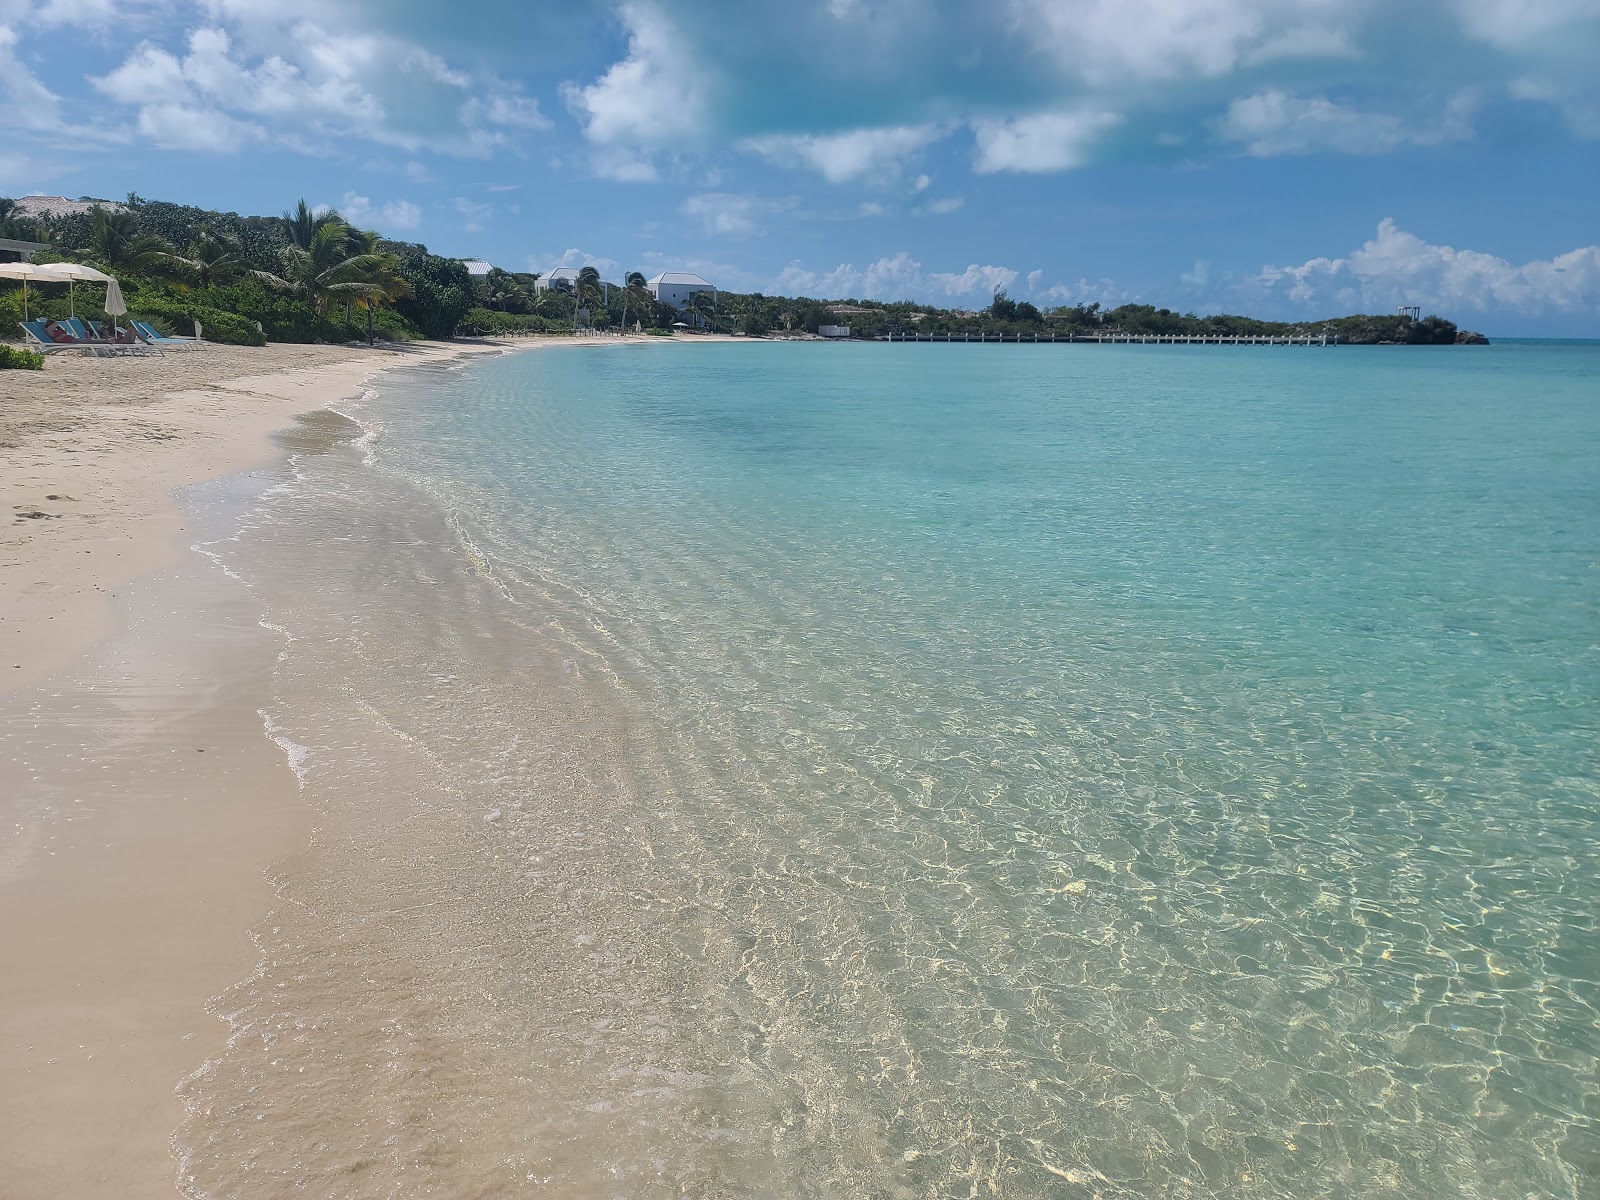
[0,194,472,346]
[458,308,574,337]
[0,343,44,369]
[3,192,1484,347]
[705,290,1483,344]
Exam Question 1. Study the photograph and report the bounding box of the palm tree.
[282,198,348,253]
[480,267,525,313]
[252,220,387,321]
[573,265,603,329]
[685,288,717,331]
[620,270,651,334]
[167,226,247,289]
[352,252,414,345]
[87,206,179,274]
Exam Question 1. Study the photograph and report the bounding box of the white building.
[461,260,494,279]
[818,325,851,338]
[647,271,715,311]
[535,266,581,292]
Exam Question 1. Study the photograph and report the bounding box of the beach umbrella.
[104,277,127,332]
[37,263,112,319]
[0,261,57,322]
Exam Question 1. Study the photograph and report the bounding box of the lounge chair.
[64,317,109,342]
[22,319,114,356]
[131,320,203,350]
[65,317,152,355]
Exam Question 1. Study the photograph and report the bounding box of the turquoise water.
[193,341,1599,1196]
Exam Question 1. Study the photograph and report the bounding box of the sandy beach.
[0,335,561,1198]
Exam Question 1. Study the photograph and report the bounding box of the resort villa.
[646,271,715,310]
[533,266,580,292]
[526,265,718,325]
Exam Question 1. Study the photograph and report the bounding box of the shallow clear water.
[186,341,1598,1197]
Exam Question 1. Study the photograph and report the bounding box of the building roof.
[0,237,52,261]
[461,260,494,277]
[544,266,581,281]
[648,271,713,288]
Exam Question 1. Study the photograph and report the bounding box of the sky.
[2,0,1597,335]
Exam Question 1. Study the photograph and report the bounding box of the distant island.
[2,193,1488,348]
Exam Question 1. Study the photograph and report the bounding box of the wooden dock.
[874,331,1331,345]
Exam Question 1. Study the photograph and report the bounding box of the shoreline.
[0,333,611,1198]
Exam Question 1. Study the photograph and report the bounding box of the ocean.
[178,340,1599,1197]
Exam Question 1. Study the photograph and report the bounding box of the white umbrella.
[35,263,113,319]
[104,278,127,333]
[0,261,59,322]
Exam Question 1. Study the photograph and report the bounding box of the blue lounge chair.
[64,316,151,355]
[22,319,113,356]
[131,319,202,350]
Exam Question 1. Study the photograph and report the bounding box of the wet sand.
[0,338,510,1198]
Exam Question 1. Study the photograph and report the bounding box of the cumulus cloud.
[972,108,1122,173]
[561,2,708,178]
[554,1,1598,179]
[744,124,942,184]
[1218,89,1474,156]
[341,191,422,231]
[776,252,1018,303]
[680,192,775,238]
[534,247,620,274]
[86,18,549,156]
[0,24,66,134]
[1250,218,1600,315]
[1014,0,1356,86]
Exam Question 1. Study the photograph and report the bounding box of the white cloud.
[536,247,620,274]
[472,93,551,132]
[1251,218,1600,315]
[341,191,422,231]
[776,251,1018,303]
[0,24,65,133]
[1014,0,1357,85]
[681,192,764,237]
[561,2,707,177]
[1218,89,1474,156]
[743,123,942,184]
[86,18,551,157]
[915,196,965,216]
[134,102,263,151]
[972,109,1122,173]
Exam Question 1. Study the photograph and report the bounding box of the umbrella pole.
[69,280,75,319]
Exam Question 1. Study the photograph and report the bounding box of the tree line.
[1,194,473,345]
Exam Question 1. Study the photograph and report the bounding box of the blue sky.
[2,0,1597,335]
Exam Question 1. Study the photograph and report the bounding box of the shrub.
[131,297,266,346]
[394,252,473,339]
[459,308,575,336]
[0,291,21,341]
[0,344,44,369]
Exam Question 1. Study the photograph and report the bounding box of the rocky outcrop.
[1455,330,1490,345]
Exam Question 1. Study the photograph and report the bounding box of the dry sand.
[0,336,511,1198]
